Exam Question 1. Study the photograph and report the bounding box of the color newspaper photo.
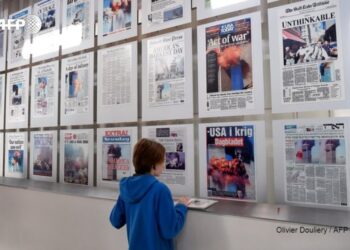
[206,18,253,94]
[8,150,24,173]
[33,134,53,177]
[64,133,89,185]
[103,0,132,36]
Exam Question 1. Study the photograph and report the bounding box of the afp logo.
[0,15,42,34]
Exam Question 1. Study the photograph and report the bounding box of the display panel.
[96,127,137,188]
[62,0,95,54]
[6,68,29,129]
[5,132,28,179]
[97,42,138,123]
[60,52,94,126]
[269,0,350,113]
[273,118,350,210]
[142,124,195,196]
[7,7,31,69]
[98,0,137,45]
[30,131,57,182]
[141,0,191,34]
[31,61,59,127]
[197,12,264,118]
[142,28,193,121]
[0,74,5,130]
[199,121,266,202]
[196,0,260,20]
[32,0,60,62]
[60,129,94,186]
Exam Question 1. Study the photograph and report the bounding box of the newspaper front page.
[147,0,184,25]
[205,17,254,112]
[101,45,132,106]
[7,70,28,123]
[8,8,31,66]
[65,0,92,41]
[206,125,256,201]
[147,32,185,107]
[63,54,91,115]
[5,133,26,178]
[278,0,344,104]
[146,126,188,186]
[32,63,56,118]
[284,122,348,207]
[63,131,90,185]
[33,0,58,36]
[101,129,133,182]
[32,133,54,177]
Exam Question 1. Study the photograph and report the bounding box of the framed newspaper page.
[31,61,59,128]
[32,0,60,62]
[5,132,28,179]
[197,12,265,118]
[96,127,138,188]
[60,52,94,126]
[142,124,195,197]
[30,131,58,182]
[60,129,94,186]
[196,0,261,20]
[7,7,31,69]
[62,0,95,55]
[6,68,29,129]
[141,0,191,34]
[0,28,6,72]
[97,42,138,124]
[142,28,193,121]
[199,121,267,202]
[0,5,6,72]
[0,74,5,130]
[0,133,3,177]
[273,118,350,210]
[269,0,350,113]
[98,0,138,45]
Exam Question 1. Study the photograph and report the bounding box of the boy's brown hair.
[133,138,166,174]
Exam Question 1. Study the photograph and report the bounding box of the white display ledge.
[0,177,349,227]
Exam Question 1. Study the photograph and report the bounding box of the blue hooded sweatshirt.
[109,174,188,250]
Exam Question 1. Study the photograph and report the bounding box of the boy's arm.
[109,195,126,229]
[157,186,188,239]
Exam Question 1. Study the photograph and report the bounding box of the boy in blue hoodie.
[110,138,189,250]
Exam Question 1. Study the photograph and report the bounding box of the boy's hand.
[177,197,191,206]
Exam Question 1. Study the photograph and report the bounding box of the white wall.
[1,186,349,250]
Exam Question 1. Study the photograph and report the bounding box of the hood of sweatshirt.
[120,174,158,204]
